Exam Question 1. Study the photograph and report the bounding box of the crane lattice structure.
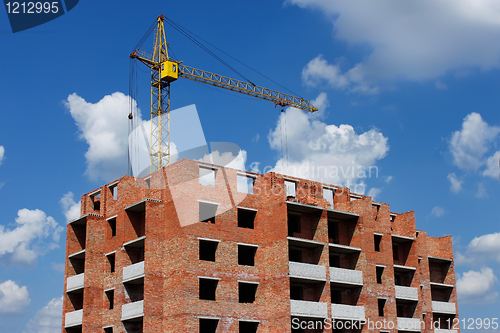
[130,15,317,172]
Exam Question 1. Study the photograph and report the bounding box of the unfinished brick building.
[62,159,459,333]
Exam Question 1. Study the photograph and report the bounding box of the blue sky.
[1,1,499,332]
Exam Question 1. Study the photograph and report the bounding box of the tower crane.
[130,15,317,172]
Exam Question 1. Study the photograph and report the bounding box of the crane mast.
[130,15,317,172]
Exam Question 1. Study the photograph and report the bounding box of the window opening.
[376,266,384,284]
[374,234,382,252]
[199,278,218,301]
[199,202,218,224]
[239,282,258,303]
[237,174,255,194]
[378,298,386,316]
[199,240,218,262]
[199,166,216,186]
[238,208,256,229]
[238,245,257,266]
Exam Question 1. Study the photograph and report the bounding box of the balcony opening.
[199,166,216,186]
[239,321,259,333]
[289,244,322,265]
[69,256,85,275]
[378,298,386,317]
[288,213,301,237]
[323,187,334,208]
[429,258,451,284]
[290,284,304,300]
[199,278,218,301]
[65,327,83,333]
[394,269,415,287]
[329,249,359,270]
[109,183,118,200]
[328,221,339,244]
[90,192,101,211]
[239,282,258,303]
[330,254,340,268]
[392,237,413,266]
[238,245,257,266]
[331,287,361,306]
[105,289,114,309]
[125,239,145,265]
[331,289,341,304]
[67,290,84,311]
[128,212,145,239]
[199,239,218,262]
[200,318,219,333]
[328,218,355,246]
[238,208,256,229]
[107,253,115,273]
[430,285,453,302]
[289,248,302,262]
[108,217,117,237]
[393,244,399,261]
[374,234,382,252]
[124,282,144,302]
[70,223,87,251]
[237,174,255,194]
[104,328,113,333]
[285,180,297,198]
[199,202,218,224]
[290,280,324,302]
[396,301,416,318]
[123,319,143,333]
[376,266,384,284]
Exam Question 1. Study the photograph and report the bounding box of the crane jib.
[177,65,317,113]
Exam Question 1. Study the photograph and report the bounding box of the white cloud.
[59,192,81,223]
[0,280,30,314]
[302,55,350,89]
[268,95,389,186]
[23,297,62,333]
[447,173,463,193]
[384,175,393,184]
[289,0,500,92]
[367,187,381,200]
[65,92,140,182]
[483,150,500,179]
[431,206,446,217]
[468,232,500,262]
[0,209,63,266]
[457,267,498,304]
[450,113,500,171]
[252,133,260,143]
[0,146,4,165]
[456,232,500,265]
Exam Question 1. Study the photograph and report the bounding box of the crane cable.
[162,16,304,99]
[128,20,157,177]
[163,16,255,86]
